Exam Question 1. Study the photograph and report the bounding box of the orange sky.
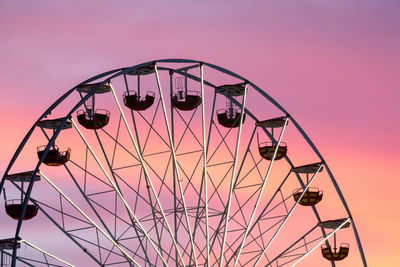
[1,1,399,266]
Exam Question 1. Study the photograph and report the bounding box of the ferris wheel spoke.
[254,165,323,266]
[109,80,185,266]
[291,218,350,267]
[37,127,143,265]
[203,124,260,257]
[124,85,177,262]
[188,88,216,266]
[71,117,169,266]
[254,117,337,267]
[231,171,292,265]
[217,83,248,267]
[154,64,198,266]
[289,170,336,267]
[222,126,261,245]
[167,70,180,267]
[232,117,289,266]
[123,112,165,263]
[75,119,155,264]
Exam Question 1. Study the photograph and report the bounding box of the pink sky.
[1,0,399,266]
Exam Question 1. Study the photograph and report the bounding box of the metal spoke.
[219,83,248,267]
[154,64,198,266]
[108,81,184,266]
[254,164,323,266]
[71,117,167,266]
[291,218,351,266]
[38,126,139,265]
[233,117,289,266]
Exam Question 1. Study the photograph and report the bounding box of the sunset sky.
[1,0,399,266]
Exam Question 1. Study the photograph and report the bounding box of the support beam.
[108,82,184,266]
[254,164,323,266]
[71,118,167,266]
[291,218,351,266]
[219,83,248,267]
[154,64,198,266]
[233,117,289,266]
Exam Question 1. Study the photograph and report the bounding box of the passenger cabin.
[5,200,38,220]
[293,187,323,206]
[37,145,70,166]
[126,64,155,76]
[216,83,246,97]
[0,238,21,250]
[75,82,111,94]
[172,91,201,111]
[77,109,110,129]
[172,76,201,111]
[293,163,324,174]
[123,91,155,111]
[257,117,289,161]
[217,109,246,128]
[215,83,247,128]
[4,172,41,182]
[37,118,72,130]
[321,243,349,261]
[256,117,288,128]
[123,64,156,111]
[319,218,351,261]
[259,142,287,161]
[319,218,351,229]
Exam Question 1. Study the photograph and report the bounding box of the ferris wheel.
[0,59,367,267]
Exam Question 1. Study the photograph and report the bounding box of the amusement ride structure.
[0,59,367,266]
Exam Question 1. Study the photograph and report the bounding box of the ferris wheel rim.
[1,58,366,266]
